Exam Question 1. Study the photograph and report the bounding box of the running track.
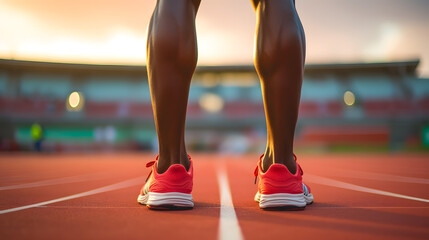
[1,153,428,239]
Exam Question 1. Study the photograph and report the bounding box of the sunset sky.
[1,0,428,76]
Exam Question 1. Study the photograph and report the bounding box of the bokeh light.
[67,91,84,111]
[344,91,356,106]
[199,93,224,113]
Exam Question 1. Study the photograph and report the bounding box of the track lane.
[1,153,429,240]
[226,154,429,240]
[0,155,146,209]
[300,154,429,199]
[0,153,220,240]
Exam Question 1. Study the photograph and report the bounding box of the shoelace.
[144,155,159,183]
[254,153,303,184]
[145,160,156,183]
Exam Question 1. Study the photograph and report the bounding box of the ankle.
[157,153,190,174]
[262,152,296,174]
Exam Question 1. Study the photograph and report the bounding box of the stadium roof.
[0,58,420,76]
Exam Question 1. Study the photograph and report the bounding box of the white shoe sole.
[137,192,194,209]
[255,192,313,209]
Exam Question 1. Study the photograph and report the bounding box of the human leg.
[253,0,305,174]
[252,0,313,210]
[137,0,200,209]
[146,0,200,173]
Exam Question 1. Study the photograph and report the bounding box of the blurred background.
[0,0,428,153]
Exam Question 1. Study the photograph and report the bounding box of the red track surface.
[0,153,428,239]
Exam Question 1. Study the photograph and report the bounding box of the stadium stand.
[0,58,427,152]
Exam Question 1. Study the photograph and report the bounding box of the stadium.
[1,58,428,153]
[1,0,429,239]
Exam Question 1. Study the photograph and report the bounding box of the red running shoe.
[137,155,194,210]
[254,154,313,210]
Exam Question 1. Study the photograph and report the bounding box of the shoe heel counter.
[260,165,303,194]
[150,165,193,194]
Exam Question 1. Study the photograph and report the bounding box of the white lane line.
[0,177,144,215]
[217,167,244,240]
[335,170,429,185]
[305,174,429,203]
[0,173,109,191]
[35,206,429,209]
[305,206,429,209]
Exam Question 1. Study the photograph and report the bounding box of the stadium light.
[344,91,356,106]
[199,93,224,113]
[67,91,84,111]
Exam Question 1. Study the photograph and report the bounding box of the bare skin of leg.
[147,0,201,173]
[252,0,306,174]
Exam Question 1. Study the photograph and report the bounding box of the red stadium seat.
[128,102,153,118]
[363,99,395,117]
[326,101,343,117]
[85,102,119,118]
[298,101,321,117]
[0,97,64,118]
[418,97,429,116]
[223,101,264,119]
[363,99,419,118]
[187,103,204,119]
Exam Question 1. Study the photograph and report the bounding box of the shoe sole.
[137,192,194,210]
[255,192,314,210]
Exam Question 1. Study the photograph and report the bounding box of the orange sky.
[1,0,428,76]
